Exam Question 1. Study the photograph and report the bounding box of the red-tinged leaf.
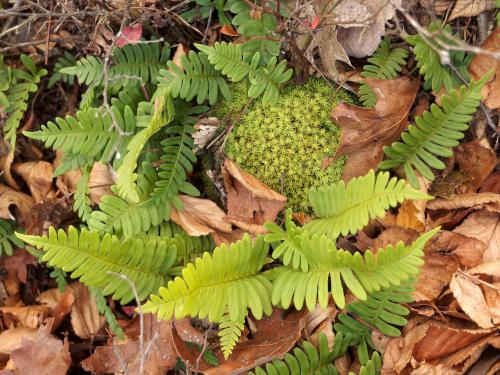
[310,15,319,30]
[115,24,142,48]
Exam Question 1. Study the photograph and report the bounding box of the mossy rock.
[225,79,351,212]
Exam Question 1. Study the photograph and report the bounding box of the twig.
[194,324,213,373]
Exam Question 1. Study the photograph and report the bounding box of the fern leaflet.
[0,219,23,256]
[218,313,245,359]
[74,167,92,222]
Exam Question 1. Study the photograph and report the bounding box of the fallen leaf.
[331,77,419,180]
[413,231,485,301]
[427,193,500,212]
[371,227,419,251]
[37,287,75,332]
[193,117,220,150]
[449,272,493,328]
[222,159,286,234]
[70,283,105,339]
[0,184,34,222]
[210,228,246,246]
[454,210,500,262]
[220,24,238,37]
[171,195,232,236]
[481,171,500,194]
[467,261,500,277]
[53,151,81,195]
[2,326,71,375]
[2,249,37,284]
[469,28,500,109]
[0,306,48,328]
[429,171,471,198]
[115,24,142,48]
[88,162,113,205]
[0,151,20,190]
[410,363,459,375]
[81,313,177,375]
[420,0,496,20]
[12,161,53,203]
[393,174,430,232]
[481,283,500,325]
[454,139,497,192]
[0,327,38,355]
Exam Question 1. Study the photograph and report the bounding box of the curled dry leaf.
[0,184,34,222]
[427,193,500,212]
[171,195,232,236]
[454,139,497,193]
[331,77,419,180]
[37,286,75,332]
[413,231,485,302]
[88,162,113,205]
[12,161,53,203]
[420,0,496,20]
[0,151,20,190]
[0,306,48,329]
[0,327,38,355]
[220,24,238,37]
[53,151,81,195]
[454,210,500,262]
[70,283,105,339]
[450,272,494,329]
[222,159,286,234]
[469,28,500,109]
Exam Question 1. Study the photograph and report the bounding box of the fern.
[0,219,23,256]
[74,167,92,222]
[379,75,490,188]
[303,170,431,239]
[218,313,245,359]
[358,84,377,108]
[271,228,438,310]
[48,52,77,88]
[16,227,178,303]
[249,332,351,375]
[50,267,68,292]
[1,54,47,147]
[160,51,231,105]
[143,235,273,323]
[406,22,472,93]
[195,42,293,106]
[90,286,125,340]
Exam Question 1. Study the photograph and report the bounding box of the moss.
[225,79,351,212]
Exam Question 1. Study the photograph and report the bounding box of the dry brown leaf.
[81,314,177,375]
[467,261,500,277]
[0,306,48,328]
[0,327,38,355]
[53,151,81,195]
[481,283,500,325]
[70,283,105,339]
[454,139,497,193]
[410,363,459,375]
[331,77,419,180]
[88,162,113,205]
[193,117,220,150]
[481,171,500,194]
[0,151,20,190]
[429,171,471,199]
[450,272,493,328]
[12,161,53,203]
[420,0,496,20]
[413,231,485,302]
[0,184,34,222]
[37,287,75,332]
[371,227,419,251]
[2,249,37,284]
[427,192,500,212]
[454,210,500,262]
[469,28,500,109]
[2,326,71,375]
[210,228,246,246]
[222,159,286,234]
[171,195,232,236]
[220,24,238,37]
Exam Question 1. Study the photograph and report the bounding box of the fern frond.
[0,219,23,256]
[379,75,490,188]
[16,226,177,303]
[358,84,377,108]
[54,153,94,176]
[218,313,245,359]
[48,52,77,88]
[116,87,175,202]
[303,170,431,239]
[142,235,272,323]
[249,332,350,375]
[195,42,292,106]
[74,168,92,222]
[272,228,438,310]
[160,51,231,105]
[90,286,125,339]
[88,162,171,236]
[147,123,200,204]
[362,36,408,80]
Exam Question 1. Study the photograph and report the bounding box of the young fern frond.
[160,51,231,105]
[142,235,273,323]
[303,170,431,239]
[249,332,351,375]
[0,219,23,256]
[379,75,490,188]
[48,52,77,88]
[272,228,438,310]
[195,42,293,106]
[74,168,92,223]
[89,286,125,339]
[218,313,245,359]
[16,226,177,304]
[406,22,471,93]
[358,84,377,108]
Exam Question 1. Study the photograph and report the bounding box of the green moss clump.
[225,79,351,212]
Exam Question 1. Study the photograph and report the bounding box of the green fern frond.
[115,87,175,202]
[272,228,438,310]
[218,313,245,359]
[358,84,377,108]
[0,219,23,256]
[160,51,231,105]
[195,42,292,106]
[362,36,408,80]
[54,154,94,176]
[249,332,350,375]
[50,267,68,291]
[303,170,431,239]
[16,226,177,304]
[143,235,273,323]
[406,22,472,93]
[48,52,77,88]
[90,286,125,340]
[74,168,92,222]
[379,75,490,188]
[1,54,47,147]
